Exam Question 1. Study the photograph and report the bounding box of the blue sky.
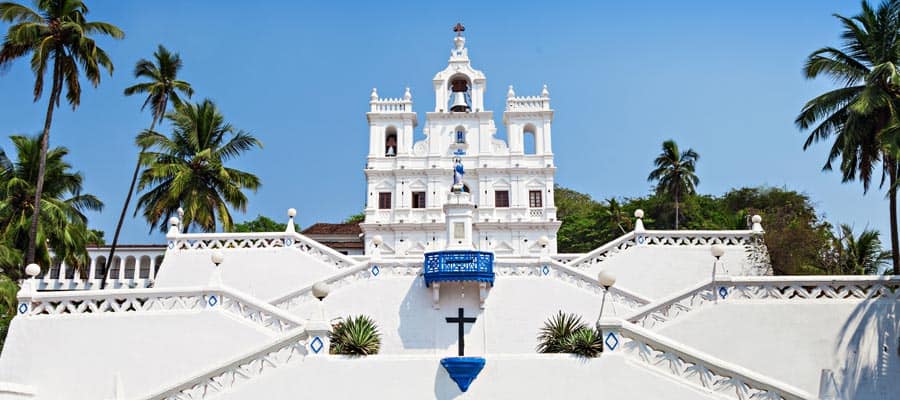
[0,0,884,244]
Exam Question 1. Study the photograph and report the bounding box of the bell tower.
[432,24,485,113]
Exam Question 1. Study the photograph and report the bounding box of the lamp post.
[309,281,332,355]
[710,244,725,303]
[372,235,383,260]
[209,252,224,287]
[538,235,550,260]
[595,268,617,325]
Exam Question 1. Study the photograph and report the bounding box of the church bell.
[450,92,470,112]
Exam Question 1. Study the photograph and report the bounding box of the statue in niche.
[452,149,465,192]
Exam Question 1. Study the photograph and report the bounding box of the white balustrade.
[370,98,413,113]
[36,246,166,291]
[599,321,814,400]
[506,95,550,111]
[166,231,358,269]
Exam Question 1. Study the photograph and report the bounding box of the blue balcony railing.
[423,250,494,287]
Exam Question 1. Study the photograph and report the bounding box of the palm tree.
[836,224,890,274]
[601,198,631,234]
[0,135,103,280]
[796,0,900,274]
[647,140,700,229]
[105,45,193,276]
[135,99,262,233]
[0,0,123,267]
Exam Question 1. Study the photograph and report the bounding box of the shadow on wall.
[434,363,463,399]
[832,298,900,399]
[397,278,480,351]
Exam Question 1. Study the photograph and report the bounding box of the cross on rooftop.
[446,307,477,356]
[453,23,465,37]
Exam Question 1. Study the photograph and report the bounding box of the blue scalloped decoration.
[440,357,485,392]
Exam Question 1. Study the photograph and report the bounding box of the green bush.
[330,315,381,356]
[537,311,603,357]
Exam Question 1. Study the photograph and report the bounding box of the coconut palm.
[0,135,103,280]
[796,0,900,274]
[647,140,700,229]
[602,198,631,235]
[836,224,891,274]
[135,99,261,233]
[0,0,123,266]
[106,45,193,274]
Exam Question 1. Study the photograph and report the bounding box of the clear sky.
[0,0,883,244]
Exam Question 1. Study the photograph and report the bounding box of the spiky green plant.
[330,315,381,356]
[537,311,587,353]
[562,326,604,358]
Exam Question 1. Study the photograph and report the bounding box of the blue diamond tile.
[310,336,324,354]
[605,332,619,351]
[718,287,728,299]
[542,265,549,276]
[208,295,218,307]
[17,303,27,314]
[637,236,645,244]
[285,238,294,246]
[371,265,380,276]
[167,241,175,249]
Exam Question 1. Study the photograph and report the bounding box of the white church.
[0,27,898,400]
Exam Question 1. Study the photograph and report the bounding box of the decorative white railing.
[145,328,309,400]
[550,253,582,264]
[271,261,422,310]
[506,95,550,111]
[569,230,760,270]
[167,231,358,269]
[627,276,900,330]
[599,320,814,400]
[370,98,412,113]
[16,286,303,334]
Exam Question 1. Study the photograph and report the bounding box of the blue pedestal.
[440,357,486,392]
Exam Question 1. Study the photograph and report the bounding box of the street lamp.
[312,281,331,320]
[211,252,224,267]
[595,268,617,325]
[209,252,225,287]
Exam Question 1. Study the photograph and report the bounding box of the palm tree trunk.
[889,158,900,275]
[102,121,155,289]
[674,192,680,230]
[25,58,62,266]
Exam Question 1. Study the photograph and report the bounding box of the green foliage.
[343,212,365,224]
[554,185,875,275]
[831,224,891,274]
[537,311,603,357]
[0,275,18,352]
[0,135,103,280]
[330,315,381,356]
[232,215,297,233]
[135,99,262,233]
[88,229,105,245]
[796,0,900,274]
[647,140,700,229]
[124,45,194,125]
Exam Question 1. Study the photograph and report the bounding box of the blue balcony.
[424,250,494,287]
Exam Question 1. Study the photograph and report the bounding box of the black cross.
[453,22,465,37]
[445,307,477,356]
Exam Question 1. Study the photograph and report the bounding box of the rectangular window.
[529,190,543,208]
[495,190,510,208]
[412,191,426,209]
[378,192,392,209]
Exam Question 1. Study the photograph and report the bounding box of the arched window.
[139,256,152,278]
[523,124,537,155]
[385,126,398,157]
[124,256,136,279]
[94,256,107,280]
[109,256,122,279]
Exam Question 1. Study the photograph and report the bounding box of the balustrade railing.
[627,276,900,330]
[370,98,412,113]
[167,231,358,269]
[599,320,814,400]
[17,285,302,334]
[569,230,760,270]
[506,95,550,111]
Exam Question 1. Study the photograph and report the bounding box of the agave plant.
[562,326,604,357]
[537,311,587,353]
[330,315,381,356]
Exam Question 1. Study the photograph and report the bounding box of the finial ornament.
[507,85,515,98]
[404,87,412,101]
[370,88,378,100]
[541,84,549,97]
[453,22,465,37]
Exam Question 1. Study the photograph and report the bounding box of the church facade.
[361,32,560,257]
